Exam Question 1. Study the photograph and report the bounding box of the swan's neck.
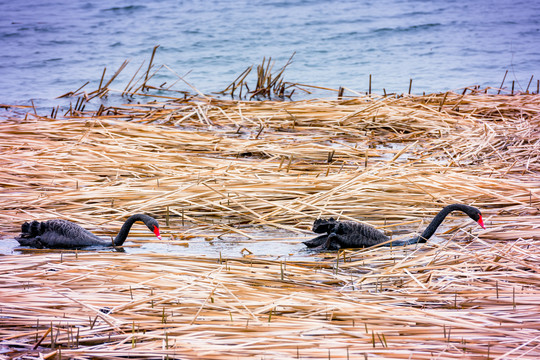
[416,204,470,243]
[113,214,152,246]
[387,204,479,247]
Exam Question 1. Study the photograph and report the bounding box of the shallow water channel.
[0,226,324,261]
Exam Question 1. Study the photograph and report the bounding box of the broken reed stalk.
[498,70,508,94]
[144,45,160,86]
[220,65,253,97]
[86,59,130,100]
[98,67,106,93]
[220,53,298,100]
[526,75,534,93]
[122,60,146,96]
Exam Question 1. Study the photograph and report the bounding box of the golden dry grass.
[0,89,539,359]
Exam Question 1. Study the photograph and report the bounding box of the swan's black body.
[303,204,485,251]
[15,214,161,249]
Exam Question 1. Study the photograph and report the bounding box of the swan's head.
[312,217,338,233]
[468,208,486,229]
[146,219,161,240]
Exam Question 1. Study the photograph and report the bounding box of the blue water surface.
[1,0,539,108]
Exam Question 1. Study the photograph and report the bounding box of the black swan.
[303,204,485,251]
[15,214,161,249]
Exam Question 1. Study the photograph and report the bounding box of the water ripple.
[1,0,539,107]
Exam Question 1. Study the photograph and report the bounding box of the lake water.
[0,230,316,260]
[2,0,540,109]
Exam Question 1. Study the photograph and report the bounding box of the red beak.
[477,215,486,230]
[154,227,162,240]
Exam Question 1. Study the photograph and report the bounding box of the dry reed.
[0,72,539,358]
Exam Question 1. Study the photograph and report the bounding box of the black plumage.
[15,214,160,249]
[303,204,485,251]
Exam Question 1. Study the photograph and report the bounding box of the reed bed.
[1,240,539,359]
[1,87,539,358]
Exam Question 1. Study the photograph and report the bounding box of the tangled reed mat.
[0,89,539,359]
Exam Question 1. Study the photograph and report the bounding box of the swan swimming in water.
[15,214,161,249]
[303,204,485,250]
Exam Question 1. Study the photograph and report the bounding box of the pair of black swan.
[14,204,484,250]
[303,204,485,251]
[15,214,160,249]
